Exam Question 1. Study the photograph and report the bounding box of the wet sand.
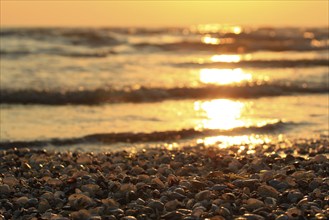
[0,139,328,220]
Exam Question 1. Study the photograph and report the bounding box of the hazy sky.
[1,1,328,27]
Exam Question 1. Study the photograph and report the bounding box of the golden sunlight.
[194,99,246,130]
[201,35,220,45]
[210,54,241,63]
[192,24,243,34]
[199,68,252,85]
[197,135,272,149]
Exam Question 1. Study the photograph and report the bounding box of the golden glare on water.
[201,35,220,45]
[210,54,241,63]
[199,68,252,85]
[197,135,272,150]
[192,24,243,34]
[194,99,246,130]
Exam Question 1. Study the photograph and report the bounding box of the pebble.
[275,214,289,220]
[148,200,164,211]
[3,177,19,187]
[68,193,94,210]
[287,190,303,203]
[0,139,328,220]
[70,209,91,220]
[258,185,279,199]
[286,207,302,219]
[152,177,165,189]
[0,184,11,194]
[195,190,211,201]
[165,199,181,211]
[15,196,29,207]
[162,211,184,220]
[245,198,264,210]
[242,213,265,220]
[121,216,137,220]
[211,184,227,191]
[313,154,327,163]
[38,199,51,213]
[81,184,100,197]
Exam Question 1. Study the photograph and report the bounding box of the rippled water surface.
[1,25,328,149]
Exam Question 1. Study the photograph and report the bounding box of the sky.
[1,1,328,27]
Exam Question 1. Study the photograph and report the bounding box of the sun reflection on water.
[197,135,272,150]
[192,24,243,34]
[210,54,241,63]
[194,99,246,130]
[199,68,252,85]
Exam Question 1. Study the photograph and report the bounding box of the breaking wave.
[1,27,328,55]
[0,120,293,149]
[1,84,327,105]
[174,59,329,68]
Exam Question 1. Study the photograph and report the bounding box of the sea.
[0,25,328,152]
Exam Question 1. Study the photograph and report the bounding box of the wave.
[1,84,327,105]
[1,28,122,47]
[2,27,328,54]
[175,59,329,68]
[0,49,116,58]
[0,121,293,149]
[133,41,328,53]
[0,50,116,58]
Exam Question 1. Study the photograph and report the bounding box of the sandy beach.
[0,139,328,220]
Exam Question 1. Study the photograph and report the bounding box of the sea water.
[0,25,328,151]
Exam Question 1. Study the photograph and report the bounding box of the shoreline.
[0,138,328,220]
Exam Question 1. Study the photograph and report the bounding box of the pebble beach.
[1,139,328,220]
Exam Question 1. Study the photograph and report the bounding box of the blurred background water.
[1,25,328,151]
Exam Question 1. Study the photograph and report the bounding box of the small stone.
[264,197,277,207]
[218,207,231,217]
[275,214,289,220]
[228,159,242,172]
[3,177,19,187]
[135,198,145,205]
[28,198,39,207]
[192,206,206,217]
[120,183,136,192]
[167,174,180,186]
[286,207,302,219]
[77,155,92,164]
[68,193,94,210]
[165,199,181,211]
[148,200,164,211]
[38,199,51,213]
[152,177,165,189]
[242,213,265,220]
[168,192,186,201]
[40,192,55,203]
[313,154,327,163]
[195,190,211,201]
[81,184,101,197]
[162,211,184,220]
[190,180,207,190]
[23,162,31,169]
[121,216,137,220]
[287,190,303,203]
[0,184,11,195]
[222,193,236,201]
[315,213,327,219]
[70,209,91,220]
[47,178,63,187]
[211,184,227,191]
[16,196,29,207]
[245,198,264,210]
[131,166,145,175]
[258,185,279,199]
